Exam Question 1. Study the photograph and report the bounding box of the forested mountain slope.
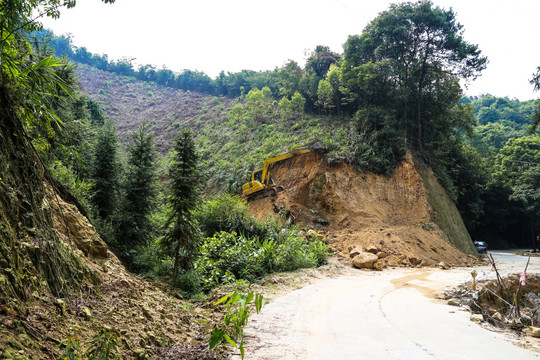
[75,63,351,192]
[74,62,478,257]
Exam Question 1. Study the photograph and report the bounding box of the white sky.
[41,0,540,101]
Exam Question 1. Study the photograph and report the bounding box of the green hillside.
[75,64,353,192]
[74,61,540,251]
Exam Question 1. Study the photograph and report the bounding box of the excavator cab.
[253,170,262,183]
[252,169,275,186]
[242,169,276,200]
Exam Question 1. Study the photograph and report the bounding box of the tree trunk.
[173,241,180,281]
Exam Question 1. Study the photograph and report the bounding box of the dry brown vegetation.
[75,64,234,155]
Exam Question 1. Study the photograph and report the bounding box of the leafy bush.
[48,160,94,209]
[57,327,120,360]
[85,328,120,360]
[195,194,252,238]
[131,238,170,276]
[195,228,328,291]
[174,269,202,298]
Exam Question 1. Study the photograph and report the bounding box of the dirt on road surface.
[235,252,540,360]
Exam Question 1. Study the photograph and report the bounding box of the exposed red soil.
[248,151,478,268]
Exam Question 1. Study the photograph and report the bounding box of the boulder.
[349,247,363,258]
[54,298,66,316]
[141,303,153,319]
[352,252,379,269]
[366,245,379,254]
[491,311,503,322]
[447,298,461,307]
[438,261,450,270]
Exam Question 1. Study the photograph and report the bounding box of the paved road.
[238,251,540,359]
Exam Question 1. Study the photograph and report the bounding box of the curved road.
[237,251,540,359]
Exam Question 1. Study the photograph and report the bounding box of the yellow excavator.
[242,147,312,201]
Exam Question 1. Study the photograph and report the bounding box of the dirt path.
[236,252,540,359]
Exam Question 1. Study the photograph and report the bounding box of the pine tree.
[163,128,202,280]
[119,122,157,250]
[91,120,122,221]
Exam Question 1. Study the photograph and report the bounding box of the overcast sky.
[41,0,540,101]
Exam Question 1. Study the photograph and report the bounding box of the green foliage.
[90,120,122,222]
[492,136,540,232]
[57,327,119,360]
[467,95,539,127]
[85,328,120,360]
[210,290,263,359]
[131,237,172,278]
[305,45,340,78]
[48,160,94,208]
[195,194,251,238]
[57,329,82,360]
[133,195,328,295]
[86,98,106,126]
[174,269,202,297]
[118,122,158,255]
[342,0,486,150]
[456,95,540,246]
[1,1,110,146]
[471,121,524,159]
[195,226,328,291]
[163,128,203,278]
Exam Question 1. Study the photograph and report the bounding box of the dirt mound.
[248,151,477,268]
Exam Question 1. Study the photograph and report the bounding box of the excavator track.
[246,186,283,202]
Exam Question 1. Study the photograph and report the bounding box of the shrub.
[195,228,328,291]
[175,269,202,298]
[195,194,251,238]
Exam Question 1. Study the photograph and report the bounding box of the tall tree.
[163,128,202,280]
[492,135,540,248]
[305,45,340,78]
[344,0,487,149]
[91,120,122,221]
[119,122,157,250]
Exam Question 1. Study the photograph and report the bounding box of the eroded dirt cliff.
[248,151,478,268]
[2,182,215,359]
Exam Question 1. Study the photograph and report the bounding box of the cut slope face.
[249,151,477,268]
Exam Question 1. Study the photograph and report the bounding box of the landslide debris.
[444,272,540,347]
[248,151,478,269]
[0,182,216,359]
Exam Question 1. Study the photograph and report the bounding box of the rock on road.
[237,251,540,359]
